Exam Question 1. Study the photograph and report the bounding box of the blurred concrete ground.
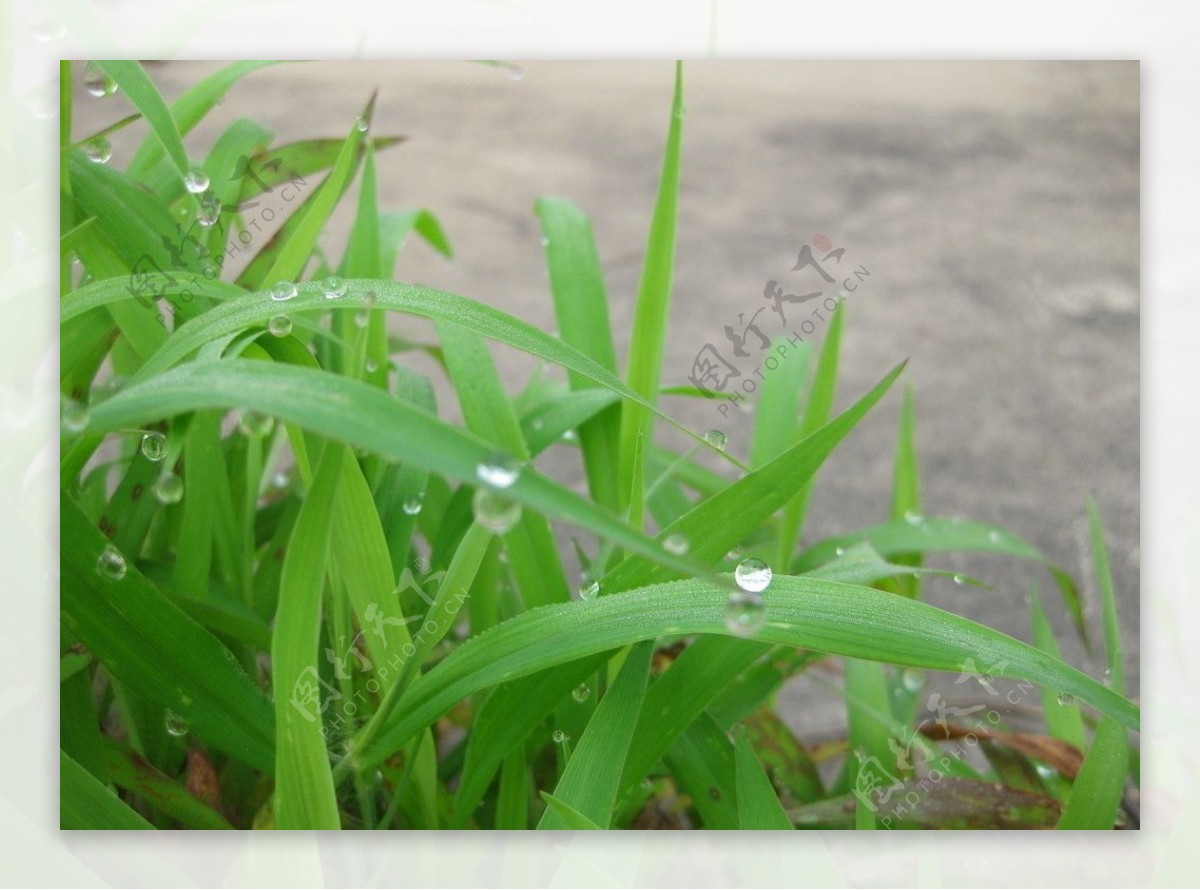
[76,60,1139,737]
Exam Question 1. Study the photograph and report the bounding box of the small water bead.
[580,580,600,601]
[952,573,965,585]
[140,431,168,462]
[61,397,89,433]
[724,591,767,637]
[183,169,210,194]
[365,359,379,373]
[402,494,423,516]
[1056,692,1075,706]
[164,709,190,737]
[572,684,590,703]
[835,546,846,557]
[196,193,220,227]
[83,137,112,164]
[663,532,689,555]
[237,410,274,438]
[734,557,772,593]
[704,429,727,451]
[904,509,923,526]
[270,281,298,302]
[323,276,347,299]
[96,545,127,581]
[268,315,292,337]
[551,729,567,745]
[472,488,522,534]
[988,530,1003,544]
[726,546,743,561]
[560,429,578,443]
[83,62,117,98]
[900,667,925,692]
[153,473,184,505]
[354,117,370,133]
[476,452,521,488]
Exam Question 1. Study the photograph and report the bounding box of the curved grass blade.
[98,61,189,177]
[1057,717,1130,829]
[102,738,234,830]
[81,360,716,584]
[353,574,1137,772]
[733,727,793,829]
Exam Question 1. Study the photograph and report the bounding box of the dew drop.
[952,573,965,586]
[663,532,689,555]
[476,452,520,488]
[365,359,378,373]
[237,410,274,438]
[1056,692,1075,706]
[704,429,727,451]
[82,137,112,164]
[571,684,590,703]
[323,276,347,299]
[835,546,846,557]
[988,530,1003,544]
[268,315,292,337]
[560,428,578,443]
[83,62,117,98]
[96,545,127,581]
[196,192,220,227]
[551,729,567,745]
[354,117,370,133]
[164,709,190,737]
[183,169,209,194]
[153,472,184,505]
[402,494,423,516]
[530,418,544,431]
[472,488,522,534]
[270,281,298,302]
[734,557,772,593]
[724,591,766,637]
[904,509,923,526]
[580,580,600,601]
[726,545,743,561]
[60,397,89,433]
[900,667,924,692]
[140,431,168,462]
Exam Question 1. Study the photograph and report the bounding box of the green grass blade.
[1088,499,1125,694]
[98,61,189,177]
[536,196,621,510]
[617,61,684,527]
[1056,716,1130,829]
[272,445,344,829]
[83,359,714,584]
[102,738,234,830]
[1029,585,1087,749]
[60,492,275,772]
[61,749,155,830]
[538,792,602,830]
[537,642,652,829]
[353,573,1138,772]
[665,712,739,829]
[733,727,793,829]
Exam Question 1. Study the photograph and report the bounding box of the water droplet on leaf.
[153,473,184,504]
[83,137,112,164]
[476,452,520,488]
[140,431,168,462]
[472,488,522,533]
[402,494,423,516]
[734,557,772,593]
[184,170,209,194]
[96,545,127,581]
[270,281,297,302]
[724,591,766,637]
[237,410,274,438]
[580,580,600,601]
[323,276,347,299]
[164,709,190,737]
[268,315,292,337]
[572,684,590,703]
[704,429,727,451]
[663,532,689,555]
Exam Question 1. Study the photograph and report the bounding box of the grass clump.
[59,60,1137,830]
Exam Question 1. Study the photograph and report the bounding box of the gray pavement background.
[76,60,1139,736]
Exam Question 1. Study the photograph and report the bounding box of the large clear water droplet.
[237,410,274,438]
[61,397,89,433]
[196,192,220,227]
[323,276,347,299]
[153,472,184,504]
[704,429,727,451]
[572,684,590,703]
[164,709,190,737]
[354,117,370,133]
[473,488,522,533]
[551,729,568,745]
[83,62,117,98]
[82,137,112,164]
[476,452,520,488]
[140,431,168,462]
[402,494,423,516]
[96,545,127,581]
[268,315,292,337]
[663,532,689,555]
[270,281,298,302]
[724,591,766,637]
[734,557,772,593]
[184,169,210,194]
